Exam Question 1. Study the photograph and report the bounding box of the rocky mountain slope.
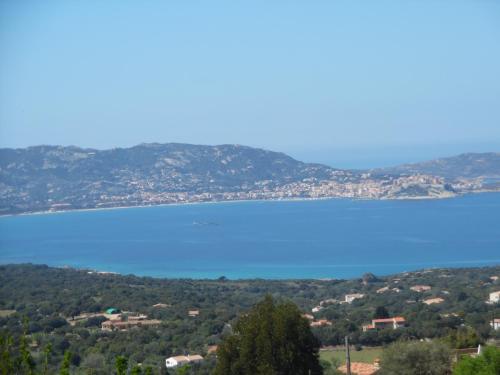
[0,143,352,214]
[0,144,497,215]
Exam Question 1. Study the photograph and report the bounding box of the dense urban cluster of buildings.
[90,174,458,210]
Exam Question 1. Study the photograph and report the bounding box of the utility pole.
[345,336,351,375]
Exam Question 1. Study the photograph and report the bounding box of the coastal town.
[1,144,499,216]
[92,173,460,210]
[36,172,492,215]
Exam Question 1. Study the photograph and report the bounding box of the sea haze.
[1,193,499,279]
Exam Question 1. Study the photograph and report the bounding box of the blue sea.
[1,194,499,279]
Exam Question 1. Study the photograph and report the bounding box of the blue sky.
[1,0,499,168]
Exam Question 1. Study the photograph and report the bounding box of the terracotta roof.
[410,285,431,291]
[423,297,445,305]
[302,314,315,320]
[338,362,379,375]
[310,319,332,327]
[207,345,218,355]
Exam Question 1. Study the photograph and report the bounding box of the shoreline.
[3,190,498,219]
[0,196,339,218]
[2,262,500,281]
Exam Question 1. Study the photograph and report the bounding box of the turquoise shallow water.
[1,194,500,279]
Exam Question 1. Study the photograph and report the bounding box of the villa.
[302,314,314,321]
[363,317,406,332]
[310,319,333,327]
[312,306,324,313]
[101,318,161,331]
[423,297,445,305]
[345,293,365,303]
[165,354,204,368]
[489,291,500,304]
[491,318,500,330]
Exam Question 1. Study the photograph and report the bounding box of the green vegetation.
[453,346,500,375]
[1,264,499,373]
[379,341,452,375]
[214,295,322,375]
[59,351,72,375]
[115,356,128,375]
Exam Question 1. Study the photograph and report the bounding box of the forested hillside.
[1,264,499,373]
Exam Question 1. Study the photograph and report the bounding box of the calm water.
[1,194,500,279]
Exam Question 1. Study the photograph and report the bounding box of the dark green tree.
[131,364,142,375]
[20,318,36,375]
[59,351,72,375]
[0,334,14,375]
[115,356,128,375]
[213,295,323,375]
[453,346,500,375]
[379,341,451,375]
[373,306,389,319]
[445,327,482,349]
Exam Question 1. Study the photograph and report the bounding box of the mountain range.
[0,143,498,215]
[376,152,500,179]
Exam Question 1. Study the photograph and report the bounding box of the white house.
[489,291,500,304]
[345,293,364,304]
[491,318,500,331]
[165,355,203,368]
[362,317,406,332]
[311,306,323,313]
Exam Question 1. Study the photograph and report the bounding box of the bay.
[1,193,499,279]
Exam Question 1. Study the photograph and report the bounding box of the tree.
[131,364,142,375]
[379,341,451,375]
[42,343,52,375]
[445,327,481,349]
[0,334,14,375]
[115,356,128,375]
[20,318,36,375]
[213,295,323,375]
[373,306,389,319]
[59,351,72,375]
[81,353,106,374]
[453,346,500,375]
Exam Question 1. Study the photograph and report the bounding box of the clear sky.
[1,0,499,168]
